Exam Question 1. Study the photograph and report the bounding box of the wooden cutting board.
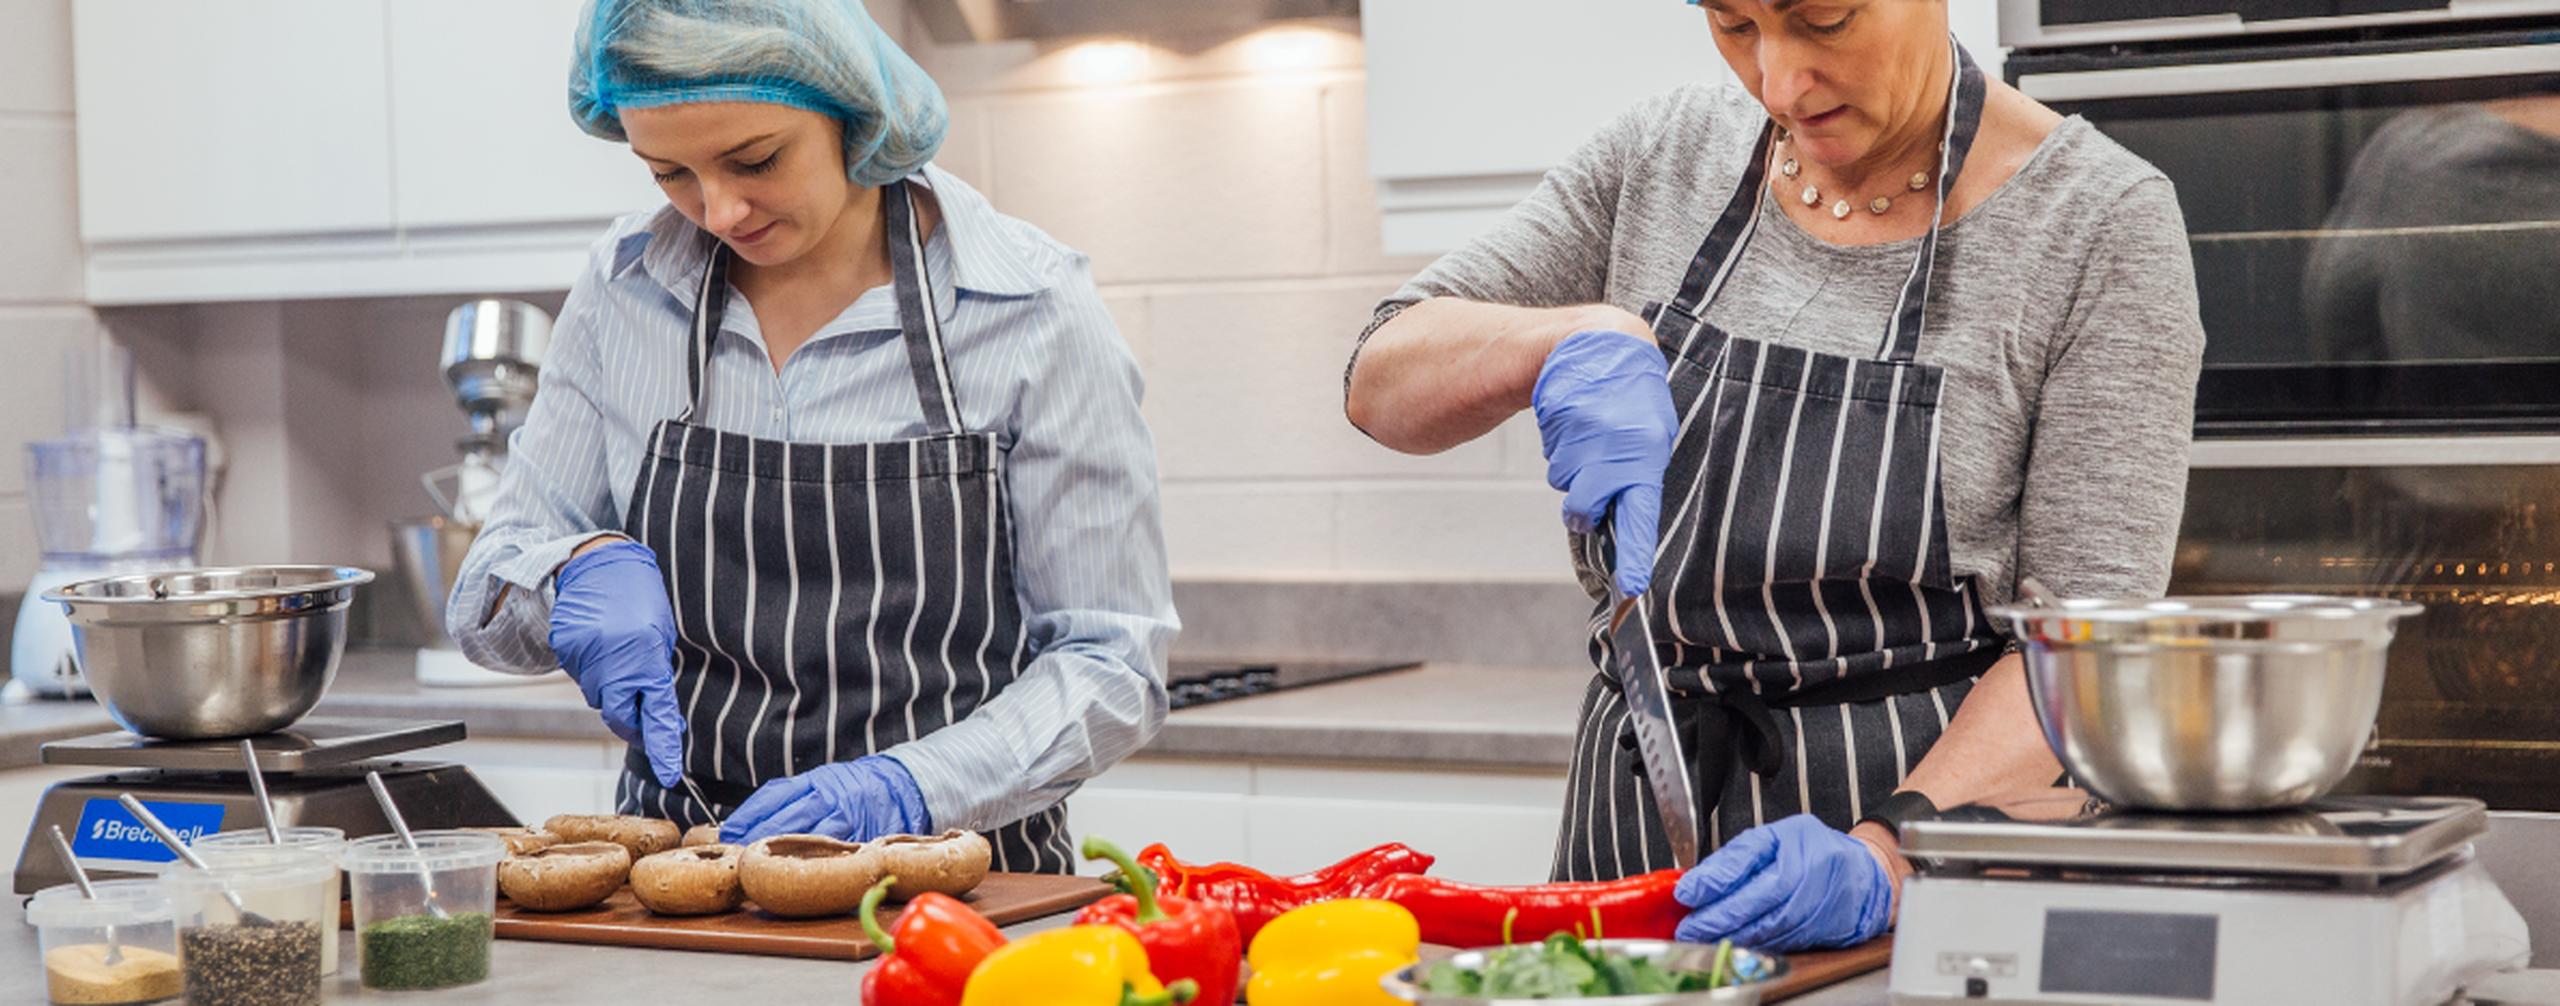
[1766,936,1894,1002]
[479,872,1110,961]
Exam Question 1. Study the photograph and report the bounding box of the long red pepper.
[858,875,1006,1006]
[1355,870,1688,949]
[1076,837,1244,1005]
[1128,842,1437,942]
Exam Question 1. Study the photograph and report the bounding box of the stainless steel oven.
[2009,24,2560,435]
[2174,447,2560,811]
[2001,0,2560,48]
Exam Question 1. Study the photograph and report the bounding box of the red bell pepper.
[1076,837,1244,1005]
[1128,842,1437,942]
[859,875,1005,1006]
[1355,870,1688,949]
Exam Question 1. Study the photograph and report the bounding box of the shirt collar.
[610,164,1049,308]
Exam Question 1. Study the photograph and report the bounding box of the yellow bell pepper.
[1244,899,1420,1006]
[961,925,1200,1006]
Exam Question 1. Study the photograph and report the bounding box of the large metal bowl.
[1381,939,1790,1005]
[1988,594,2421,811]
[43,565,375,740]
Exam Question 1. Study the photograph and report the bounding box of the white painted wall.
[0,0,105,598]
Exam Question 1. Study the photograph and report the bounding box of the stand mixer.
[391,299,553,688]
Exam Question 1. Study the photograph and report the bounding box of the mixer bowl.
[1988,595,2421,811]
[44,565,375,740]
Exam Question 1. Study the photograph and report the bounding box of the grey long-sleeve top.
[446,166,1178,834]
[1359,81,2206,607]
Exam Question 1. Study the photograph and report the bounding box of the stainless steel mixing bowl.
[1988,594,2421,811]
[43,565,375,740]
[1381,940,1790,1005]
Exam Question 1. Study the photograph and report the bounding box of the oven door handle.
[2018,44,2560,102]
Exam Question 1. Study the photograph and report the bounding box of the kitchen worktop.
[0,893,1893,1005]
[0,649,1592,772]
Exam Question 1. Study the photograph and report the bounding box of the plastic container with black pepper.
[342,830,506,991]
[161,845,333,1006]
[191,826,345,976]
[25,879,182,1005]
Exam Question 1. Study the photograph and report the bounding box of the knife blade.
[1608,588,1702,870]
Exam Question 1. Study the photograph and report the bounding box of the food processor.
[10,345,206,698]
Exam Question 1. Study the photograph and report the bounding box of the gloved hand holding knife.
[548,538,687,790]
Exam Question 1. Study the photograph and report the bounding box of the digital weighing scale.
[1889,793,2531,1006]
[12,716,518,895]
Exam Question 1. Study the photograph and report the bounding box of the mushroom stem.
[859,875,900,952]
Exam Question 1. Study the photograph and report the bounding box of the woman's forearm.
[1895,652,2063,809]
[1347,297,1652,454]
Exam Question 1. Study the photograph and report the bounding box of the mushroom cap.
[681,823,722,848]
[631,843,747,916]
[739,835,888,919]
[499,841,633,912]
[468,827,561,856]
[544,814,682,859]
[869,830,993,901]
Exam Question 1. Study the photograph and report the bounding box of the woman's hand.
[1672,814,1896,952]
[547,539,687,789]
[722,755,932,844]
[1533,327,1676,596]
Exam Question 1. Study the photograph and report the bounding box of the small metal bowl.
[1381,939,1791,1005]
[45,565,374,740]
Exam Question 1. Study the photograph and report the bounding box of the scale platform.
[1888,793,2531,1006]
[13,717,519,896]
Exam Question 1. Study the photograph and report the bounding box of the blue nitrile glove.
[721,755,932,844]
[548,539,687,790]
[1533,330,1675,597]
[1674,814,1894,952]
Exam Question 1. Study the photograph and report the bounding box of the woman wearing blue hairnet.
[445,0,1176,872]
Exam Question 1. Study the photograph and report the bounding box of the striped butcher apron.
[610,178,1075,874]
[1554,41,2010,882]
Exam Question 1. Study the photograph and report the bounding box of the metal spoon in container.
[241,740,284,844]
[115,793,273,927]
[45,825,124,965]
[364,771,450,920]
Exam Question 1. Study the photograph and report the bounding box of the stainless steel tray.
[1381,939,1789,1005]
[1901,794,2485,876]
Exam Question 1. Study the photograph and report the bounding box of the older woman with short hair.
[449,0,1174,873]
[1346,0,2205,949]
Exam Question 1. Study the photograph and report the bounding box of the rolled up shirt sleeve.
[880,253,1180,833]
[444,240,628,674]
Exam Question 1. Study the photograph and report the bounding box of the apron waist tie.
[1614,645,2009,806]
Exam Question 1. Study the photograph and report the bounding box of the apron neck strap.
[679,178,965,436]
[1667,37,1988,364]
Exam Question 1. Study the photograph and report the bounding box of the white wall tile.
[0,0,74,116]
[1161,484,1337,577]
[1101,288,1149,371]
[916,36,1164,98]
[1153,20,1365,80]
[1321,80,1439,279]
[0,497,37,589]
[932,97,994,198]
[1333,483,1577,582]
[1147,280,1507,481]
[0,307,99,496]
[0,120,83,304]
[988,81,1327,284]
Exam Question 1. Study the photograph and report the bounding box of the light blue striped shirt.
[447,166,1178,834]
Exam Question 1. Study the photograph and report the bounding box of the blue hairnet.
[570,0,946,187]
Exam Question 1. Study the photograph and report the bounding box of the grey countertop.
[0,649,1589,772]
[0,893,1889,1005]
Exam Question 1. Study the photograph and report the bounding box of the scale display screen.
[2039,909,2218,1001]
[68,797,224,863]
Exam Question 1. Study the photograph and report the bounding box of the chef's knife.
[1608,587,1701,870]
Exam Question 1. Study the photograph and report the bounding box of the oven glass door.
[2012,28,2560,435]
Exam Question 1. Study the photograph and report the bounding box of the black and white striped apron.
[611,179,1074,873]
[1554,42,2010,882]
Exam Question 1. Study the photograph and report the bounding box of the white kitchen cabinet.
[1362,0,2008,255]
[385,0,666,230]
[72,0,397,244]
